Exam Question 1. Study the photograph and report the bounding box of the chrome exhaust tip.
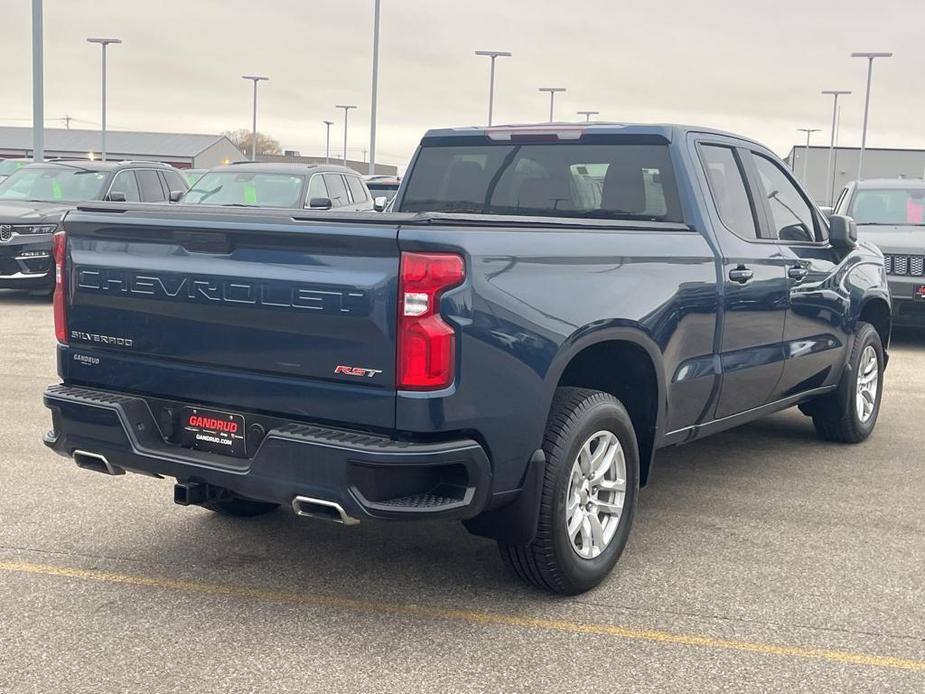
[291,496,359,525]
[73,449,125,476]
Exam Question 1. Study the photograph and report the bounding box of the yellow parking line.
[2,558,923,672]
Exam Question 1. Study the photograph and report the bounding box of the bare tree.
[222,129,282,157]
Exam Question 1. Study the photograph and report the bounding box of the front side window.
[306,174,328,203]
[0,166,107,203]
[136,169,166,202]
[323,174,349,207]
[849,188,925,227]
[346,175,368,202]
[699,145,758,240]
[401,141,683,222]
[109,170,141,202]
[750,153,818,242]
[183,172,305,208]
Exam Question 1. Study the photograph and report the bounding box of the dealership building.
[0,126,242,169]
[786,145,925,205]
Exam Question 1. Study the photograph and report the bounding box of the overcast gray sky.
[5,0,923,169]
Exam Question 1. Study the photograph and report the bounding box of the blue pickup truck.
[43,123,890,594]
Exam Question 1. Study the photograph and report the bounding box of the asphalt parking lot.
[0,290,923,693]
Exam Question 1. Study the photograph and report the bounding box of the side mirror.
[373,196,388,212]
[168,190,184,203]
[308,197,333,210]
[829,214,858,250]
[819,206,834,217]
[107,191,126,202]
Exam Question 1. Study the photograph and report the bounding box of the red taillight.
[397,252,465,390]
[52,229,67,344]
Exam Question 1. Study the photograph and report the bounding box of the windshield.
[182,171,305,207]
[400,141,683,222]
[0,166,108,203]
[0,159,29,177]
[849,188,925,226]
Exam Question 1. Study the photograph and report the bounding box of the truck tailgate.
[61,206,400,429]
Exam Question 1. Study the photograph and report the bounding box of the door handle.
[728,266,754,283]
[788,266,809,281]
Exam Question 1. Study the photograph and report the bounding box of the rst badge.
[334,365,383,378]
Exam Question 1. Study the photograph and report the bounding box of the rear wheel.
[202,497,279,517]
[809,322,884,443]
[499,387,639,595]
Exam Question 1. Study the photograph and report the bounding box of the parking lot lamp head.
[577,110,599,122]
[538,87,566,122]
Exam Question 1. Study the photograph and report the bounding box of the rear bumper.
[43,384,492,522]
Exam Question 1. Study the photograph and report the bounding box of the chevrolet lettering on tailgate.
[76,267,367,314]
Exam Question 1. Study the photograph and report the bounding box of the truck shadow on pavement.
[143,408,835,602]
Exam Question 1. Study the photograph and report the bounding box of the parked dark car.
[834,178,925,326]
[181,162,375,211]
[44,123,890,594]
[0,160,187,291]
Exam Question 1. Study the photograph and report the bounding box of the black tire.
[811,322,884,443]
[499,387,639,595]
[202,497,280,517]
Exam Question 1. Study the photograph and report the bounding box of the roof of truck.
[421,122,766,148]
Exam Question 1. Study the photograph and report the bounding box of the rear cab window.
[399,137,683,223]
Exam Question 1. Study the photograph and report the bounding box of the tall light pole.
[851,51,892,181]
[368,0,381,175]
[241,75,268,161]
[577,110,599,122]
[822,90,851,205]
[323,120,334,164]
[539,87,566,122]
[87,37,121,161]
[797,128,821,186]
[474,50,512,126]
[32,0,44,162]
[336,105,357,167]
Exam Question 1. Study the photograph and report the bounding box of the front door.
[746,151,849,396]
[696,140,790,420]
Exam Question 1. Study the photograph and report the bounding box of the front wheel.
[499,387,639,595]
[810,322,884,443]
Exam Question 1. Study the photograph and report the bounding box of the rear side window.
[136,169,166,202]
[400,141,683,222]
[699,145,758,240]
[323,174,349,207]
[346,175,368,202]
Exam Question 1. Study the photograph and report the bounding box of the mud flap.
[462,449,545,545]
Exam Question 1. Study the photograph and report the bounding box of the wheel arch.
[857,295,891,356]
[545,326,667,486]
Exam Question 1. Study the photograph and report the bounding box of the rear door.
[695,138,789,419]
[63,207,401,429]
